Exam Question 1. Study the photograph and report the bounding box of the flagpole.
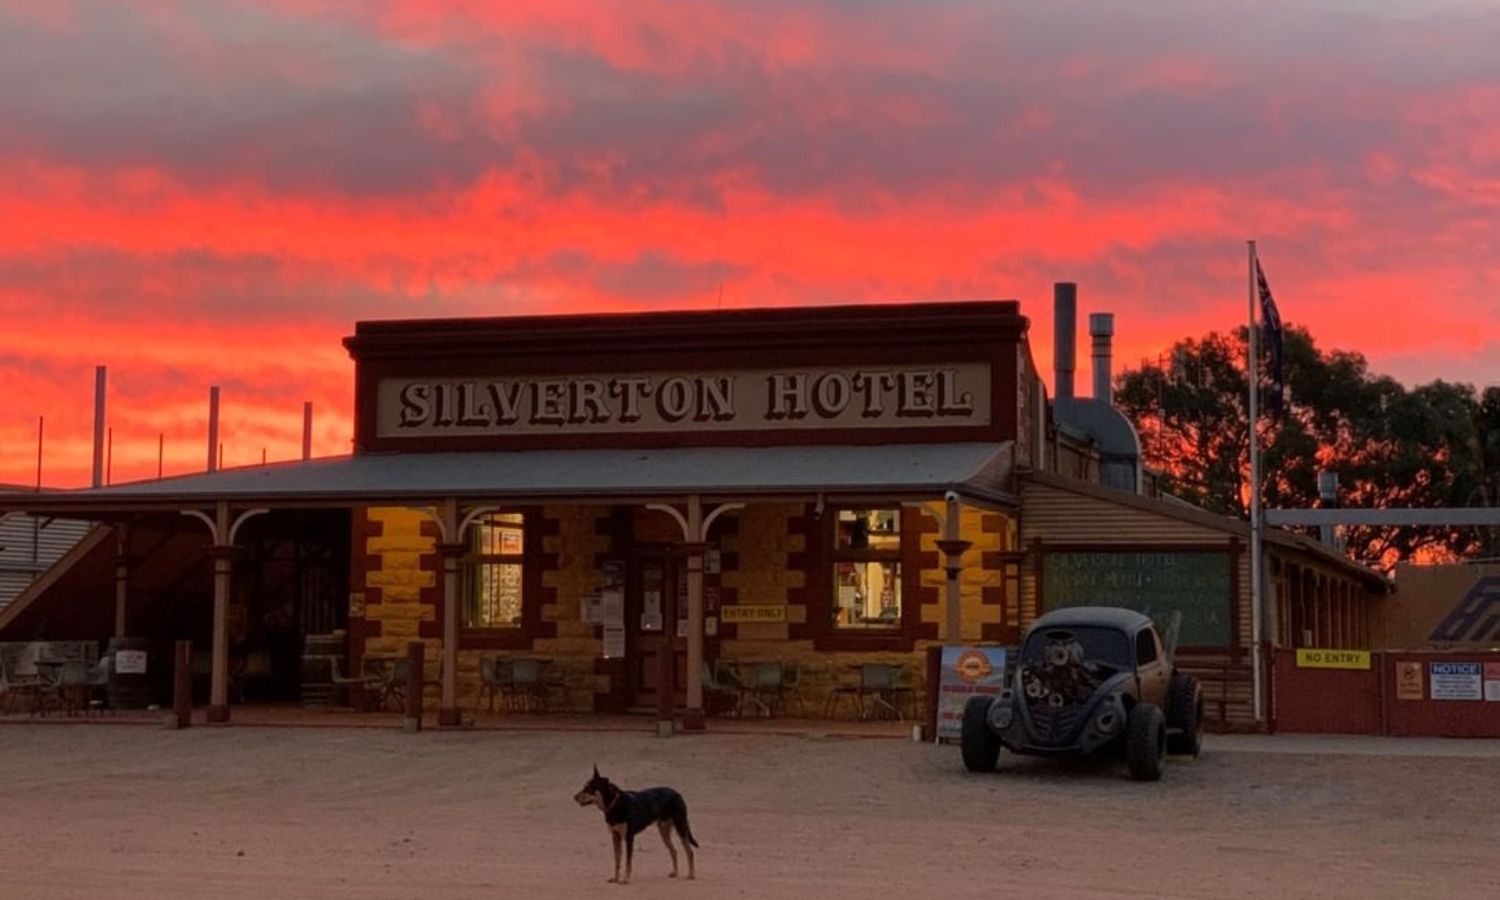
[1247,240,1263,726]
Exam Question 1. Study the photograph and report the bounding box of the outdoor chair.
[81,655,111,716]
[888,665,917,720]
[478,657,516,712]
[58,660,96,717]
[509,658,558,713]
[0,656,40,715]
[824,663,903,720]
[778,660,805,717]
[748,662,784,718]
[232,652,273,704]
[540,663,567,711]
[325,657,382,709]
[702,661,741,717]
[363,657,410,711]
[30,661,65,717]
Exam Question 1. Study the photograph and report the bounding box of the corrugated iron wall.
[1020,479,1257,728]
[0,513,97,612]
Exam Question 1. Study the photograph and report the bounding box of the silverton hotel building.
[0,290,1387,731]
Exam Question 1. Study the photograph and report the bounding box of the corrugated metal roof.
[0,443,1017,511]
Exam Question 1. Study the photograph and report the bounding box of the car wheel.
[961,695,1002,773]
[1166,673,1203,757]
[1125,703,1165,781]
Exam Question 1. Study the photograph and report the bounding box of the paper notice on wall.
[644,590,662,616]
[705,549,721,575]
[602,590,624,627]
[642,612,663,631]
[603,625,625,659]
[705,616,718,637]
[582,593,603,625]
[676,618,689,638]
[1485,663,1500,701]
[114,650,147,675]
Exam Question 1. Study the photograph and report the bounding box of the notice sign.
[1485,662,1500,702]
[936,647,1008,742]
[1429,661,1482,700]
[114,650,147,675]
[721,605,787,624]
[1396,662,1424,700]
[1295,649,1370,670]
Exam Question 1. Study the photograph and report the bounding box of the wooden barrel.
[300,632,345,707]
[107,636,153,710]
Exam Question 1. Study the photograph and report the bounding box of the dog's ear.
[593,764,600,779]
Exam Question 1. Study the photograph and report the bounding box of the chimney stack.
[91,366,107,488]
[302,401,313,461]
[1089,312,1115,405]
[207,386,220,473]
[1053,283,1077,401]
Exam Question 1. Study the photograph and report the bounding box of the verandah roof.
[0,442,1017,515]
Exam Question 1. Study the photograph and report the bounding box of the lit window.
[832,509,902,629]
[462,513,524,629]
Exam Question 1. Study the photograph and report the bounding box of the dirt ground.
[1,724,1497,900]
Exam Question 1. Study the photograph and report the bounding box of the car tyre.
[1126,703,1165,781]
[961,695,1002,773]
[1166,673,1204,758]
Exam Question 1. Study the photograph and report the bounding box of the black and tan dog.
[573,766,698,884]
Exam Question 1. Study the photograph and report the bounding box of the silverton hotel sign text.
[376,363,991,437]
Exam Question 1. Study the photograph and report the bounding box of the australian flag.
[1254,258,1285,415]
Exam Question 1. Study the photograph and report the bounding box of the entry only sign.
[935,647,1008,743]
[1429,661,1482,701]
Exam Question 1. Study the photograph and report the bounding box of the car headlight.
[987,692,1015,730]
[1091,699,1124,735]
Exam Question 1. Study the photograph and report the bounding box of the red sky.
[0,0,1496,487]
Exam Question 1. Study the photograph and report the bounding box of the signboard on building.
[375,363,992,438]
[1295,649,1371,670]
[1396,661,1424,700]
[935,647,1008,742]
[1042,550,1231,647]
[1429,661,1482,701]
[721,605,787,624]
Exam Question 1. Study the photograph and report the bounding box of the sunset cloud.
[0,0,1495,485]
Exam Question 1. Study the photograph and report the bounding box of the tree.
[1115,326,1498,569]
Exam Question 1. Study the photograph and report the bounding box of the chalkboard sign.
[1042,550,1232,647]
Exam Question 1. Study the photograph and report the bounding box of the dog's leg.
[658,821,679,878]
[623,832,635,885]
[683,834,695,880]
[610,828,623,883]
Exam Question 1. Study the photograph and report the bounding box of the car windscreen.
[1021,625,1133,670]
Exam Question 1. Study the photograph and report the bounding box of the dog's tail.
[674,807,699,849]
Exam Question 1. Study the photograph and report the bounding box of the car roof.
[1027,606,1154,634]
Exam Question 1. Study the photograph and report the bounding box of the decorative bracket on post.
[935,538,973,580]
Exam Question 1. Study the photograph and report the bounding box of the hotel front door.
[627,548,687,712]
